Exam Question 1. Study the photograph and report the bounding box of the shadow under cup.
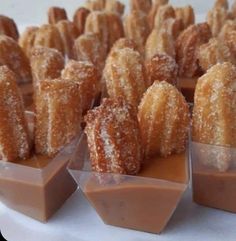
[68,133,190,234]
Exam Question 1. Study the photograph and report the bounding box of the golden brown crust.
[130,0,152,14]
[105,0,125,15]
[0,35,32,84]
[19,26,39,58]
[219,20,236,39]
[148,1,168,29]
[198,38,235,72]
[161,18,184,39]
[0,66,30,161]
[192,62,236,171]
[34,24,65,56]
[73,33,106,76]
[30,46,65,87]
[154,4,176,29]
[73,7,90,35]
[214,0,229,9]
[48,6,67,24]
[174,5,195,29]
[124,10,150,55]
[145,53,178,86]
[145,28,176,60]
[0,15,19,40]
[223,30,236,59]
[207,6,228,37]
[103,47,146,111]
[175,23,212,77]
[138,81,190,158]
[85,97,143,175]
[62,60,100,112]
[109,38,138,55]
[35,78,82,156]
[85,0,106,11]
[84,11,109,53]
[106,12,124,50]
[56,20,79,59]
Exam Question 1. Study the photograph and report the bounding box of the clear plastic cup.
[191,141,236,212]
[68,133,189,233]
[0,112,78,222]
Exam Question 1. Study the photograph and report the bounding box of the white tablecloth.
[1,188,236,241]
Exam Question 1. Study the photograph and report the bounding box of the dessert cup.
[68,132,189,233]
[191,141,236,213]
[0,112,78,222]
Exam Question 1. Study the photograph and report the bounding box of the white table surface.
[1,0,236,240]
[1,188,236,241]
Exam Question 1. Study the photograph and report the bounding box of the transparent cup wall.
[69,133,189,234]
[0,112,78,222]
[191,142,236,212]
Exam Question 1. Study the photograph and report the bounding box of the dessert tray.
[1,0,236,240]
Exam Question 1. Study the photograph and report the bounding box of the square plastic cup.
[0,112,78,222]
[68,133,189,234]
[191,141,236,213]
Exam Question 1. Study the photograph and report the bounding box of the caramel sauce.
[84,153,188,233]
[140,152,188,183]
[13,155,54,169]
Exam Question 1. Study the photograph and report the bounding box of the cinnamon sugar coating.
[85,11,109,53]
[148,1,169,29]
[105,0,125,15]
[145,28,175,60]
[145,53,178,86]
[35,78,82,156]
[106,12,124,50]
[56,20,79,59]
[130,0,152,14]
[214,0,229,9]
[73,33,106,76]
[48,6,67,24]
[175,23,212,77]
[62,60,100,112]
[174,5,195,29]
[85,0,106,11]
[103,47,146,111]
[34,24,65,56]
[193,62,236,171]
[19,26,39,58]
[30,47,64,87]
[198,38,235,72]
[162,18,184,39]
[154,4,176,29]
[0,66,30,161]
[109,38,138,54]
[138,81,190,158]
[0,15,19,40]
[85,97,143,175]
[0,35,32,84]
[221,29,236,60]
[207,6,228,37]
[124,10,150,55]
[219,20,236,40]
[73,7,90,35]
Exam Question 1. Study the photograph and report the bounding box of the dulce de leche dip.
[192,149,236,213]
[0,154,77,222]
[82,152,188,233]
